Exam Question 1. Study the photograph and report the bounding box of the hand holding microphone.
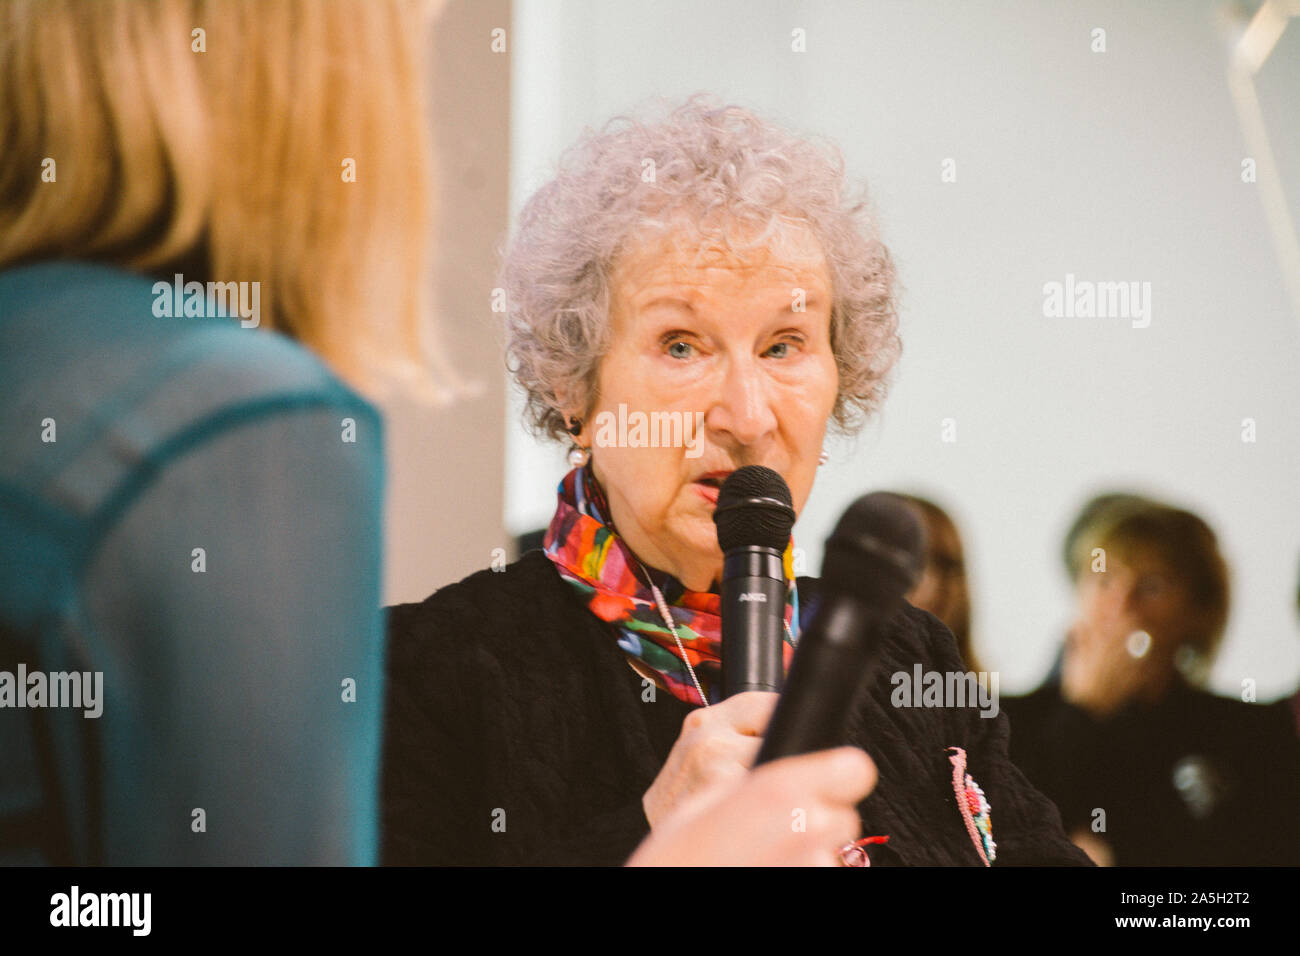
[639,475,923,864]
[642,489,920,867]
[641,466,802,831]
[640,689,778,829]
[709,473,926,765]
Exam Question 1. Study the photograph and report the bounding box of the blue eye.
[667,340,693,359]
[765,342,790,358]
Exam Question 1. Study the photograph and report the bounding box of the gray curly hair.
[502,94,901,444]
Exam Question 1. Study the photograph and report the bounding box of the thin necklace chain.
[638,564,795,710]
[642,570,710,708]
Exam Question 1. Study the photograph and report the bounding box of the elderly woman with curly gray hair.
[381,96,1091,867]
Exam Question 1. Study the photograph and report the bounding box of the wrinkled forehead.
[610,218,832,302]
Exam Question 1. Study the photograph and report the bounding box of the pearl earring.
[569,445,591,468]
[818,450,829,466]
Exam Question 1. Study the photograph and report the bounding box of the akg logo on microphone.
[738,592,768,602]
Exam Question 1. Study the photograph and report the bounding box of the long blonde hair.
[1,0,452,398]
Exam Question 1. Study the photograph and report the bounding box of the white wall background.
[505,0,1300,697]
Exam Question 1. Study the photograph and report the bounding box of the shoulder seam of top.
[75,389,381,581]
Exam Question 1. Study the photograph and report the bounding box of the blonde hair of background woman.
[0,0,456,401]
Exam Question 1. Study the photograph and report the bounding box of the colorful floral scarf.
[542,464,798,706]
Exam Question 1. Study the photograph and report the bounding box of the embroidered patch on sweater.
[948,746,996,865]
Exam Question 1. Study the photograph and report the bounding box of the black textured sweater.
[381,550,1092,866]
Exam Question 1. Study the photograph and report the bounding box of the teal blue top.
[0,260,384,865]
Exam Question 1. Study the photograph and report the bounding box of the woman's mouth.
[692,471,734,504]
[694,483,720,504]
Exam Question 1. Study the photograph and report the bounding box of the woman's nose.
[1082,577,1125,621]
[705,356,778,449]
[1102,582,1142,622]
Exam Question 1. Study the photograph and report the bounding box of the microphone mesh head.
[713,466,796,552]
[822,491,925,597]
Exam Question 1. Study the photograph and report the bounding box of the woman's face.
[1074,549,1196,663]
[908,516,967,629]
[580,228,839,592]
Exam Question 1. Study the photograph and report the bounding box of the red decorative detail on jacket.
[839,835,890,867]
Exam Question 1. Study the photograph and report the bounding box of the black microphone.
[756,491,924,764]
[713,466,796,698]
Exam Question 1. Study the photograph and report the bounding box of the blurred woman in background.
[1004,493,1300,865]
[888,493,981,673]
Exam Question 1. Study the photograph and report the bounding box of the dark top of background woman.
[381,548,1092,866]
[1005,675,1300,865]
